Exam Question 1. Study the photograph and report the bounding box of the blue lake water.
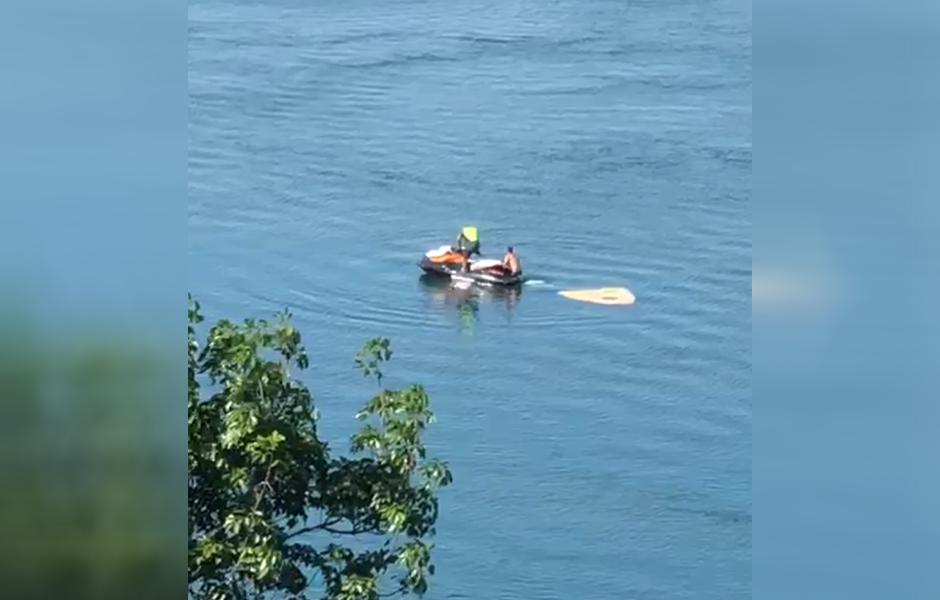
[188,0,751,597]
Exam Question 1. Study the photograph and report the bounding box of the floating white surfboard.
[558,287,636,305]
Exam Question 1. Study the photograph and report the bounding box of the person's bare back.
[502,246,521,275]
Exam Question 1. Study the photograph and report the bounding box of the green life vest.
[461,226,478,242]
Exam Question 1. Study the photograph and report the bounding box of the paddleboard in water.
[558,287,636,305]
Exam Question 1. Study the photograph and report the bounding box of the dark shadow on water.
[418,274,522,334]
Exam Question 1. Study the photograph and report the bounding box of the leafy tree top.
[188,295,452,600]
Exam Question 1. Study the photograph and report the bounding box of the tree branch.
[253,463,274,511]
[285,517,365,540]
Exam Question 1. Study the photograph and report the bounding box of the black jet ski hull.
[418,257,523,287]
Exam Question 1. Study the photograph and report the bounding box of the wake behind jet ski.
[418,226,523,287]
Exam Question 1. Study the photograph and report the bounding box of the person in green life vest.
[452,225,481,271]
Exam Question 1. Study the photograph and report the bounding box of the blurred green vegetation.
[0,295,180,600]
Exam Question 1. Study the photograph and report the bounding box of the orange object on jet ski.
[425,248,467,264]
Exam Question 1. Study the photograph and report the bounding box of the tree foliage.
[188,295,452,600]
[0,297,178,600]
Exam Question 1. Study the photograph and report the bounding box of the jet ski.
[418,245,523,286]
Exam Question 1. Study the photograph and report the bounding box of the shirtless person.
[501,246,521,275]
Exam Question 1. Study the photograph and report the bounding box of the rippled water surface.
[189,0,751,597]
